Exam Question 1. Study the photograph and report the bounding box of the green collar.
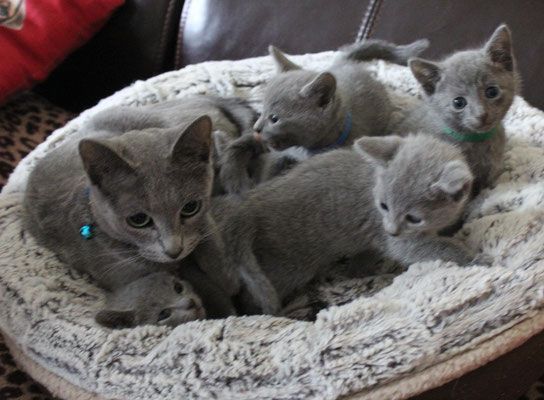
[442,126,498,142]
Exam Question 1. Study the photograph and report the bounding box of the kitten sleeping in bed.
[395,24,518,195]
[23,97,255,322]
[218,38,429,194]
[220,134,476,315]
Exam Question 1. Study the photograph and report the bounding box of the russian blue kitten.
[24,114,238,301]
[95,272,206,329]
[220,135,475,314]
[254,39,429,151]
[396,25,518,194]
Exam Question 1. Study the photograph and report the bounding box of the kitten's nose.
[384,222,400,236]
[165,247,182,259]
[187,299,196,309]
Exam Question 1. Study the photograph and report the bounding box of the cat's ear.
[79,139,135,188]
[409,58,442,95]
[212,130,230,161]
[171,115,213,164]
[95,309,136,329]
[431,160,473,200]
[354,136,403,165]
[299,72,336,107]
[484,24,514,72]
[269,45,301,72]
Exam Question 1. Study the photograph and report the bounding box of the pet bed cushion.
[1,52,544,400]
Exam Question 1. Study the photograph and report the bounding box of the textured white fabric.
[1,52,544,400]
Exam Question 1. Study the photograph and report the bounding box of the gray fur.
[219,134,475,315]
[340,38,430,66]
[95,272,206,329]
[214,131,310,194]
[395,25,518,194]
[23,98,244,300]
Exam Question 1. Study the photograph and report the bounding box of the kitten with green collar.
[220,134,475,315]
[23,97,251,320]
[396,25,518,195]
[218,39,428,194]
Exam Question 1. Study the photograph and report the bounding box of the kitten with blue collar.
[395,25,518,195]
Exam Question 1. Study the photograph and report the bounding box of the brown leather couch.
[35,1,544,398]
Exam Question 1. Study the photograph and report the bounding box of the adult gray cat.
[96,272,206,329]
[24,109,239,313]
[394,25,518,194]
[220,134,475,315]
[219,39,428,194]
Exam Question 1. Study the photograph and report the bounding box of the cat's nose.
[479,113,489,126]
[384,222,400,236]
[165,248,182,259]
[187,299,196,309]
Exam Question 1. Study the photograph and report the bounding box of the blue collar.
[310,112,352,154]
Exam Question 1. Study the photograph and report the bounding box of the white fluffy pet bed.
[1,52,544,400]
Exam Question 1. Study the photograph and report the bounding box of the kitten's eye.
[269,114,279,123]
[173,281,184,294]
[126,213,153,228]
[181,200,202,218]
[380,202,389,211]
[485,86,500,99]
[406,214,422,224]
[158,308,172,321]
[452,97,467,110]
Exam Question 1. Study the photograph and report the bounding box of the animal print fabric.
[0,57,543,399]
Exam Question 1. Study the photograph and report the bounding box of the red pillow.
[0,0,124,103]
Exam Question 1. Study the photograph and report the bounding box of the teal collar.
[442,126,498,142]
[310,112,352,154]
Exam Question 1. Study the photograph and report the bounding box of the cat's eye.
[173,281,184,294]
[485,86,500,99]
[452,97,467,110]
[126,213,153,228]
[158,308,172,321]
[380,202,389,211]
[180,200,202,218]
[269,114,279,123]
[406,214,422,224]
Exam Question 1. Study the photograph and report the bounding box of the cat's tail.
[340,38,430,66]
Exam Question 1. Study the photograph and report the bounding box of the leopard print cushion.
[0,92,541,400]
[0,92,73,189]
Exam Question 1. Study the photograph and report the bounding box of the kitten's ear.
[95,309,136,329]
[299,72,336,107]
[354,136,403,165]
[269,45,301,72]
[409,58,442,95]
[212,130,230,161]
[171,115,213,164]
[484,24,514,72]
[431,160,473,200]
[79,139,135,188]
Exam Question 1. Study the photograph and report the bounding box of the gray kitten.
[24,111,239,304]
[95,272,206,329]
[220,134,474,314]
[254,39,429,151]
[395,25,518,194]
[219,39,428,194]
